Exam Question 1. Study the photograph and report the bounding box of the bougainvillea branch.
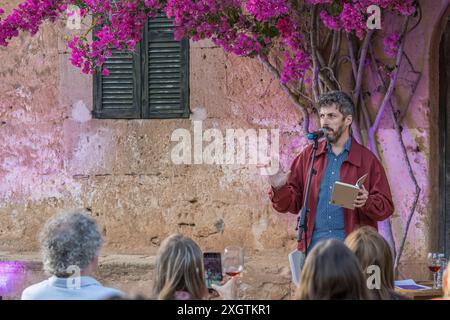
[372,18,409,133]
[368,20,422,275]
[258,54,311,134]
[353,29,374,106]
[397,51,422,124]
[309,5,320,101]
[0,0,417,79]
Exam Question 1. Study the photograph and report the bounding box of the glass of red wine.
[222,246,244,277]
[428,252,441,289]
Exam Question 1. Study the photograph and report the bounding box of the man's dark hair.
[316,91,355,120]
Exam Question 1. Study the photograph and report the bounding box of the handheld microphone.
[307,128,327,140]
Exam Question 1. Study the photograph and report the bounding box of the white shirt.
[21,276,124,300]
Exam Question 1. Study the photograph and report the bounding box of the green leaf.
[328,0,343,16]
[257,22,279,38]
[266,25,279,38]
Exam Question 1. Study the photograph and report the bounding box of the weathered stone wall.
[0,3,300,255]
[0,0,449,299]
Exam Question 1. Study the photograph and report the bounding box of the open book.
[288,249,305,288]
[394,279,431,290]
[330,174,368,209]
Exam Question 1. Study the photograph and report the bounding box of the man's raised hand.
[267,167,291,190]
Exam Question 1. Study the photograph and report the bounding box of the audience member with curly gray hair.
[21,210,123,300]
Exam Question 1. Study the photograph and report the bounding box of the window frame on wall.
[93,14,190,119]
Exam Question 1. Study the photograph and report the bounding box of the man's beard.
[325,123,346,143]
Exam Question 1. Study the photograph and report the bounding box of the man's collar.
[316,136,361,167]
[325,137,352,153]
[49,275,100,288]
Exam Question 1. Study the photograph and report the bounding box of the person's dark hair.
[294,239,371,300]
[316,91,355,121]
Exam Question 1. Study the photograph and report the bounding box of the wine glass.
[428,252,441,289]
[222,246,244,277]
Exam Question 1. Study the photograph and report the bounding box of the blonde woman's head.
[295,239,370,300]
[344,226,395,299]
[153,234,207,300]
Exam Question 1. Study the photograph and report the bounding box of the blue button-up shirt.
[309,137,352,250]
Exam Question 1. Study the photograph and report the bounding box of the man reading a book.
[268,91,394,252]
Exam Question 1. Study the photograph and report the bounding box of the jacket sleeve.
[360,158,394,221]
[268,154,305,214]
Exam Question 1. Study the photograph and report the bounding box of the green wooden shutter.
[142,14,190,119]
[93,46,142,119]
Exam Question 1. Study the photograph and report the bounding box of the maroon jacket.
[269,137,394,252]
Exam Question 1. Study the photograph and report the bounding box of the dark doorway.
[439,18,450,256]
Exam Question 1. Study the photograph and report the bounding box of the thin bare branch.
[258,55,311,134]
[321,66,341,91]
[397,51,422,123]
[347,30,375,147]
[320,28,333,51]
[350,118,363,145]
[318,70,337,91]
[330,30,341,71]
[371,18,409,134]
[342,36,364,144]
[318,78,325,95]
[337,55,352,70]
[347,34,372,134]
[328,30,338,67]
[346,34,358,83]
[392,94,421,273]
[368,16,421,273]
[367,44,401,257]
[364,33,406,256]
[406,2,422,34]
[316,48,327,68]
[403,51,420,74]
[397,74,422,124]
[310,6,320,102]
[311,17,338,92]
[297,90,314,105]
[335,30,342,70]
[375,78,422,273]
[353,29,375,104]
